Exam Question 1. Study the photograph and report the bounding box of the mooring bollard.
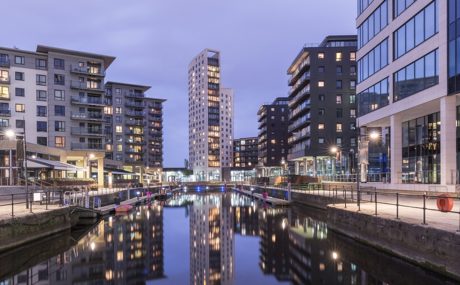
[422,193,427,225]
[374,191,378,216]
[344,189,347,208]
[11,194,14,218]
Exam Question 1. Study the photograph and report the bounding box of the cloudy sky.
[3,0,356,166]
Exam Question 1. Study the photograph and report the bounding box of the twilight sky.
[3,0,356,166]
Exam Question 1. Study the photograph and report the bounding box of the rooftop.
[36,45,116,68]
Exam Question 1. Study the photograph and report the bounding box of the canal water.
[0,192,457,285]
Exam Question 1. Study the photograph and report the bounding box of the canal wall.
[0,207,76,253]
[327,206,460,281]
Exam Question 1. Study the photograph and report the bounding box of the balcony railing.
[70,80,104,92]
[289,85,310,107]
[71,142,104,151]
[125,120,144,126]
[0,77,10,85]
[71,112,104,121]
[124,101,144,108]
[71,127,104,136]
[70,65,105,76]
[126,110,144,117]
[125,129,143,136]
[0,60,10,68]
[0,109,11,117]
[124,91,144,98]
[71,96,105,106]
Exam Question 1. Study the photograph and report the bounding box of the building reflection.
[2,205,164,285]
[233,204,259,236]
[190,193,234,285]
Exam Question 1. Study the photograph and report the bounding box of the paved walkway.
[0,204,62,221]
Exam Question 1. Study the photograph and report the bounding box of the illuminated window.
[116,144,122,151]
[318,52,325,59]
[318,123,325,130]
[336,123,343,132]
[115,126,122,133]
[55,136,65,148]
[318,81,325,87]
[15,104,25,112]
[350,52,356,61]
[336,52,342,61]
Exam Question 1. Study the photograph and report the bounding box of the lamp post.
[356,130,380,211]
[5,128,29,209]
[329,146,340,179]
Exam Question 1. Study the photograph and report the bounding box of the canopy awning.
[104,168,136,175]
[27,157,85,171]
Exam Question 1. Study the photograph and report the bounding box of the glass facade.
[394,0,417,18]
[358,0,375,16]
[357,77,389,116]
[394,1,438,59]
[393,49,439,102]
[448,0,460,93]
[358,0,388,49]
[358,38,388,83]
[402,112,440,184]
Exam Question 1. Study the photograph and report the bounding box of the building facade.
[257,97,290,177]
[222,137,258,182]
[188,49,234,181]
[355,0,455,191]
[0,45,165,186]
[287,36,358,177]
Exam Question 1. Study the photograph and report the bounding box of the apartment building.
[287,35,358,177]
[257,97,290,177]
[188,49,234,181]
[222,137,257,182]
[0,45,165,186]
[355,0,460,191]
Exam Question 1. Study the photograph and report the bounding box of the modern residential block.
[257,97,290,177]
[287,35,358,177]
[188,49,234,181]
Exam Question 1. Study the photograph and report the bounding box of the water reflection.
[0,192,457,285]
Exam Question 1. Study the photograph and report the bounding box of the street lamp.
[356,129,380,211]
[330,146,340,178]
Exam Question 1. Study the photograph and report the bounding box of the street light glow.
[330,146,338,154]
[332,251,339,260]
[5,129,15,139]
[369,131,380,140]
[89,153,95,159]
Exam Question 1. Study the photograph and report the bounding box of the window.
[35,58,47,69]
[350,80,356,89]
[336,123,343,132]
[36,90,47,101]
[336,66,342,75]
[36,121,47,132]
[115,126,122,133]
[116,144,123,152]
[357,1,388,49]
[318,137,325,144]
[336,80,342,89]
[0,86,8,99]
[15,104,25,112]
[350,52,356,61]
[318,52,325,59]
[16,119,25,128]
[115,88,121,95]
[54,90,65,100]
[15,88,25,97]
[54,58,65,70]
[54,74,65,85]
[37,137,47,146]
[55,105,65,116]
[350,109,357,118]
[36,74,46,85]
[336,108,343,118]
[319,94,325,101]
[350,66,357,76]
[336,52,342,62]
[318,66,325,72]
[15,72,24,81]
[358,0,375,16]
[336,137,342,146]
[358,38,388,82]
[55,136,65,148]
[318,108,325,115]
[350,95,356,104]
[37,106,47,117]
[15,56,25,65]
[55,121,65,132]
[394,49,438,102]
[394,1,438,59]
[318,81,325,87]
[350,122,356,130]
[357,77,389,116]
[0,118,9,127]
[318,123,325,130]
[336,95,342,104]
[394,0,416,18]
[115,107,122,114]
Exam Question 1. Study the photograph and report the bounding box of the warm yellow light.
[330,146,338,154]
[369,131,380,141]
[5,129,15,139]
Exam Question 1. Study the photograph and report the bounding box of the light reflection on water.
[0,192,456,285]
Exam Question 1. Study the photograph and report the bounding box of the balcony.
[71,127,105,136]
[70,80,104,92]
[125,148,144,154]
[71,112,104,121]
[0,60,10,68]
[124,158,143,165]
[288,58,310,86]
[71,96,105,106]
[124,100,144,108]
[125,91,144,99]
[126,140,146,145]
[0,77,10,85]
[126,110,144,117]
[125,129,143,136]
[148,115,162,122]
[0,93,10,101]
[289,73,310,96]
[0,109,11,117]
[288,115,311,133]
[148,130,162,137]
[125,120,144,126]
[70,65,105,77]
[289,85,310,108]
[71,142,104,151]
